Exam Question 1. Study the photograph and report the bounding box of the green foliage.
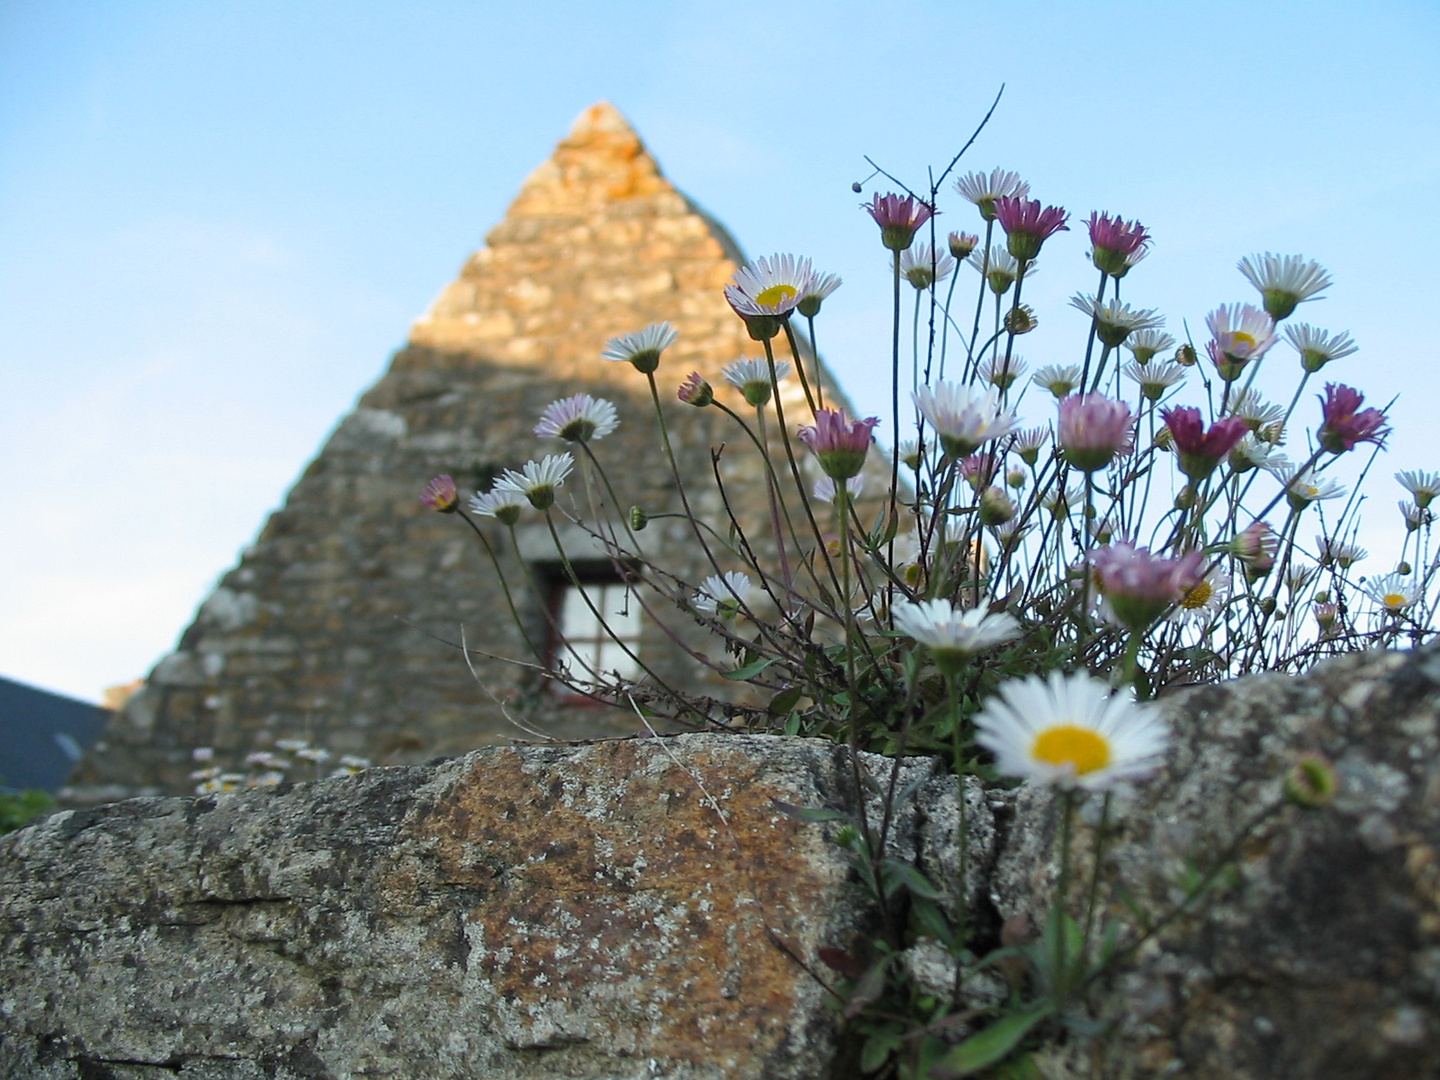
[0,789,54,835]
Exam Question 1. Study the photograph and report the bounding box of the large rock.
[0,734,985,1080]
[994,645,1440,1078]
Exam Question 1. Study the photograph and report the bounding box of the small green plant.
[0,788,54,835]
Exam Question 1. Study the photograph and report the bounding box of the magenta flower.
[993,196,1070,261]
[864,193,934,252]
[1230,521,1278,577]
[948,231,979,259]
[420,474,459,513]
[1086,212,1151,278]
[959,451,1003,491]
[1317,383,1390,453]
[797,408,880,480]
[677,371,714,407]
[1161,406,1250,480]
[1090,542,1205,632]
[1058,393,1133,473]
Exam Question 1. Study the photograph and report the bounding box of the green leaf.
[931,1007,1051,1077]
[879,858,945,900]
[843,957,891,1019]
[723,656,779,680]
[768,685,804,715]
[770,799,850,824]
[783,712,801,736]
[860,1024,903,1073]
[910,896,955,947]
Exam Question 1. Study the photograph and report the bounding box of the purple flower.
[1317,383,1390,453]
[1230,521,1278,578]
[1161,406,1250,480]
[948,231,979,260]
[993,196,1069,261]
[420,474,459,513]
[1090,542,1205,631]
[1087,212,1151,278]
[797,408,880,480]
[1058,393,1133,473]
[677,371,713,407]
[864,193,934,252]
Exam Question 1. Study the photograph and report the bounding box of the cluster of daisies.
[414,163,1437,794]
[188,742,370,795]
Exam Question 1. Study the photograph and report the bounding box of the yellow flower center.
[1231,331,1256,348]
[1180,579,1213,610]
[1384,592,1407,610]
[755,283,798,308]
[1032,725,1111,776]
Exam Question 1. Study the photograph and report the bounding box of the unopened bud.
[1399,561,1414,575]
[629,506,649,531]
[948,231,979,260]
[1285,753,1338,809]
[979,486,1017,527]
[1004,304,1038,336]
[677,372,714,407]
[1259,596,1277,616]
[1174,343,1198,367]
[1174,485,1196,511]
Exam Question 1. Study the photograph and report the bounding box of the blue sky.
[3,0,1438,700]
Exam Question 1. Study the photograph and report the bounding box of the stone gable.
[65,103,863,805]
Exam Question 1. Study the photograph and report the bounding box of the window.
[549,575,642,689]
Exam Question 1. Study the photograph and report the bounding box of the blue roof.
[0,676,108,793]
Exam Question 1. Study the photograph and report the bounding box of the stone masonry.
[65,103,869,804]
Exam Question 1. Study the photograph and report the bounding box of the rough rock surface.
[1,734,987,1080]
[994,644,1440,1079]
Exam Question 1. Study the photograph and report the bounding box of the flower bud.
[1284,753,1338,809]
[677,372,713,407]
[1005,304,1038,335]
[1174,343,1198,367]
[979,486,1017,527]
[629,506,650,531]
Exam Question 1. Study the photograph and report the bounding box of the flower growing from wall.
[420,475,460,513]
[797,409,880,480]
[1032,363,1082,399]
[1238,252,1332,321]
[1161,406,1249,480]
[692,571,755,621]
[893,599,1020,674]
[864,193,934,251]
[602,322,678,373]
[534,394,619,443]
[677,372,713,407]
[1090,542,1205,632]
[973,671,1168,790]
[913,381,1019,458]
[1317,383,1390,453]
[1086,212,1151,278]
[1058,394,1133,473]
[993,196,1069,261]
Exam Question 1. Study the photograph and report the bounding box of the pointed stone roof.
[63,104,848,805]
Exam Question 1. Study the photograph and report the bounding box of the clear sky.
[3,0,1438,702]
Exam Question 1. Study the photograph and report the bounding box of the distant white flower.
[601,321,678,373]
[1069,294,1165,346]
[495,453,575,510]
[692,571,755,620]
[1124,328,1176,365]
[1229,434,1290,475]
[954,168,1030,220]
[1124,359,1186,401]
[813,475,864,503]
[1238,252,1331,319]
[913,381,1019,458]
[893,600,1020,672]
[469,487,528,524]
[1229,389,1286,434]
[974,671,1169,791]
[1316,535,1367,569]
[1285,323,1357,372]
[1032,364,1083,398]
[534,393,619,442]
[1397,470,1440,509]
[1365,573,1419,614]
[899,243,955,290]
[967,246,1030,294]
[979,354,1027,390]
[1401,501,1434,531]
[1282,465,1346,508]
[722,356,791,408]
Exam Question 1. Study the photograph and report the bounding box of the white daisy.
[534,393,620,443]
[1401,501,1434,531]
[601,321,678,373]
[1285,323,1357,373]
[692,571,755,620]
[892,599,1020,673]
[974,671,1169,791]
[954,168,1030,220]
[1069,294,1165,347]
[979,353,1027,390]
[724,253,819,318]
[899,243,955,290]
[494,453,574,511]
[967,246,1030,295]
[1124,328,1176,365]
[1228,388,1286,439]
[1124,359,1186,401]
[813,475,865,503]
[1032,363,1083,398]
[1282,465,1346,509]
[912,381,1020,458]
[722,356,791,408]
[469,487,528,525]
[1364,573,1419,614]
[797,271,843,317]
[1316,535,1367,569]
[1170,566,1230,626]
[1238,252,1332,320]
[1012,426,1049,465]
[1207,303,1278,365]
[1397,470,1440,509]
[1228,434,1290,475]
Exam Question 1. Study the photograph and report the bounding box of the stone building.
[66,103,871,804]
